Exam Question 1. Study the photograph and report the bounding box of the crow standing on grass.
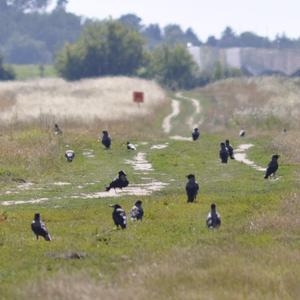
[219,142,229,163]
[101,130,111,149]
[185,174,199,203]
[206,203,221,229]
[192,128,200,141]
[110,204,127,229]
[264,154,280,179]
[65,149,75,162]
[239,129,246,137]
[31,213,52,241]
[127,141,136,150]
[53,123,62,135]
[106,170,129,191]
[225,140,234,159]
[130,200,144,221]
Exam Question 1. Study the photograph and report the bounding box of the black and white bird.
[225,139,234,159]
[110,204,127,229]
[106,170,129,191]
[31,213,52,241]
[101,130,111,149]
[264,154,280,179]
[65,149,75,162]
[192,128,200,141]
[53,123,62,135]
[206,203,221,229]
[239,129,246,137]
[130,200,144,221]
[219,142,229,163]
[185,174,199,203]
[127,141,136,150]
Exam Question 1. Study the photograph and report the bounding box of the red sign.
[133,92,144,103]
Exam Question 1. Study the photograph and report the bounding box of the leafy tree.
[185,28,201,46]
[118,14,143,32]
[206,35,218,47]
[148,44,198,89]
[142,24,162,48]
[219,26,236,47]
[56,20,146,80]
[0,54,15,80]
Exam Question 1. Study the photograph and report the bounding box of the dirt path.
[1,149,169,206]
[162,93,203,140]
[162,100,181,134]
[234,144,266,172]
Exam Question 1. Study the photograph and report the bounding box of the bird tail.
[45,234,52,241]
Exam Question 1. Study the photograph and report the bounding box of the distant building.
[188,46,300,76]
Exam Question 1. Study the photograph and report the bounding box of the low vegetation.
[0,77,299,299]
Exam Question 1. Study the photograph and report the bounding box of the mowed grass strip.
[0,126,298,299]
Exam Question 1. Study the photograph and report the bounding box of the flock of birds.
[31,123,280,240]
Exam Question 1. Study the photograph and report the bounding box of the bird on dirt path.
[106,170,129,191]
[192,128,200,141]
[130,200,144,221]
[264,154,280,179]
[219,142,229,163]
[225,140,234,159]
[31,213,52,241]
[110,204,127,229]
[101,130,111,149]
[206,203,221,229]
[185,174,199,203]
[65,150,75,162]
[127,141,136,150]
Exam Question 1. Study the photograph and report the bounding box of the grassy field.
[11,65,57,80]
[0,77,299,299]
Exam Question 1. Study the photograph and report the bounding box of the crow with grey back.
[65,150,75,162]
[206,203,221,229]
[192,128,200,141]
[225,139,234,159]
[31,213,51,241]
[130,200,144,221]
[110,204,127,229]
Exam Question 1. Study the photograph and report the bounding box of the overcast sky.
[65,0,300,41]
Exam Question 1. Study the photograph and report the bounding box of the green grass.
[0,88,299,299]
[11,64,57,80]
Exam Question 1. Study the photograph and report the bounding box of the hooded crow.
[127,142,136,150]
[206,203,221,229]
[192,128,200,141]
[239,129,245,137]
[31,213,52,241]
[65,150,75,162]
[264,154,280,179]
[185,174,199,203]
[110,204,127,229]
[106,170,129,191]
[101,130,111,149]
[225,139,234,159]
[130,200,144,221]
[219,142,229,163]
[53,123,62,135]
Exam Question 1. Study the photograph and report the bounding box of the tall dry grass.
[0,77,167,125]
[197,76,300,130]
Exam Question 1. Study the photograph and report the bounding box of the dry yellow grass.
[0,77,167,124]
[195,76,300,130]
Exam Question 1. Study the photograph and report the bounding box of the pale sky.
[65,0,300,41]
